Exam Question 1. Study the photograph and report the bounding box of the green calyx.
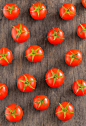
[46,69,63,85]
[76,80,86,94]
[26,47,42,61]
[4,5,18,14]
[0,85,4,89]
[0,49,9,63]
[80,24,86,37]
[5,106,18,118]
[31,2,45,16]
[48,28,64,40]
[35,97,46,108]
[66,51,80,64]
[13,24,29,39]
[56,103,73,119]
[19,75,36,92]
[62,5,74,17]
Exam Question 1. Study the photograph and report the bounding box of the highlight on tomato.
[17,74,36,92]
[65,49,82,67]
[5,104,23,122]
[30,2,47,20]
[72,79,86,96]
[47,28,65,45]
[33,95,49,111]
[25,45,44,63]
[0,83,8,100]
[45,68,65,88]
[11,24,30,43]
[77,23,86,39]
[56,102,74,121]
[0,48,13,65]
[59,3,76,20]
[3,3,19,19]
[82,0,86,8]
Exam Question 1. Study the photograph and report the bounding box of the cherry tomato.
[25,45,44,63]
[65,49,82,67]
[47,28,64,45]
[0,48,13,65]
[17,74,36,92]
[56,102,74,121]
[72,79,86,96]
[59,3,76,20]
[5,104,23,122]
[0,83,8,100]
[3,3,19,19]
[45,68,65,88]
[11,24,30,43]
[30,2,47,20]
[82,0,86,8]
[77,23,86,39]
[33,95,49,111]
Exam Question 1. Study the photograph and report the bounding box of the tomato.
[3,3,19,19]
[65,49,82,67]
[77,23,86,39]
[11,24,30,43]
[0,83,8,100]
[17,74,36,92]
[82,0,86,8]
[33,95,49,111]
[59,3,76,20]
[5,104,23,122]
[45,68,65,88]
[30,2,47,20]
[72,79,86,96]
[25,45,44,63]
[56,102,74,121]
[0,48,13,65]
[47,28,64,45]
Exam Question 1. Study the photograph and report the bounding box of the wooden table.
[0,0,86,126]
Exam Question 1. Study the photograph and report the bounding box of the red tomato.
[25,45,44,63]
[77,23,86,39]
[33,95,49,111]
[82,0,86,8]
[56,102,74,121]
[5,104,23,122]
[72,79,86,96]
[17,74,36,92]
[65,49,82,67]
[11,24,30,43]
[0,83,8,100]
[47,28,64,45]
[45,68,65,88]
[0,48,13,65]
[30,2,47,20]
[3,3,19,19]
[59,3,76,20]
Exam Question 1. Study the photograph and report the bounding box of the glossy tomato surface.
[77,23,86,39]
[82,0,86,8]
[0,83,8,100]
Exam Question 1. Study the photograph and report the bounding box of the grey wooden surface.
[0,0,86,126]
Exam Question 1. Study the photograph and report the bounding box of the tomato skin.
[0,83,8,100]
[5,104,23,122]
[33,95,49,111]
[3,3,19,19]
[65,49,82,67]
[30,2,47,20]
[11,24,30,43]
[82,0,86,8]
[17,74,36,92]
[0,48,13,65]
[72,79,86,96]
[77,23,86,39]
[56,102,74,121]
[45,68,65,88]
[59,3,76,20]
[25,45,44,63]
[47,28,64,45]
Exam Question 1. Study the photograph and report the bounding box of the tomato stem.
[76,80,86,94]
[0,49,9,63]
[3,5,19,14]
[62,5,74,17]
[79,24,86,37]
[35,97,46,108]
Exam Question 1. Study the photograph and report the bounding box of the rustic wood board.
[0,0,86,126]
